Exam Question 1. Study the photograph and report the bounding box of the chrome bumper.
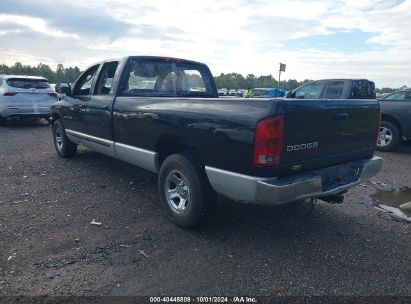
[205,156,383,205]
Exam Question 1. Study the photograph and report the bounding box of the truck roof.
[92,56,207,67]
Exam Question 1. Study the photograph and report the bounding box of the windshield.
[7,78,51,89]
[383,91,408,100]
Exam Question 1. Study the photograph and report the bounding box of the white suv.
[0,75,57,125]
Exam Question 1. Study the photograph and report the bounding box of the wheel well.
[381,114,402,136]
[156,138,201,168]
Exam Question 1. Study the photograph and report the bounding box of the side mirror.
[55,82,72,96]
[286,91,293,98]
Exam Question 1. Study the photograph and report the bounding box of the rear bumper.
[205,156,383,205]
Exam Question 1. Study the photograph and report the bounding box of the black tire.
[52,120,77,158]
[377,121,400,152]
[158,153,216,228]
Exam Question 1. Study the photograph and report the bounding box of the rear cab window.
[351,80,376,99]
[6,78,51,89]
[119,58,215,97]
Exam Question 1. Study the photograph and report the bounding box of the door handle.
[120,113,129,120]
[334,113,349,120]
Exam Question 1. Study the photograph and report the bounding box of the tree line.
[214,72,406,93]
[0,62,404,92]
[0,62,81,83]
[214,72,311,91]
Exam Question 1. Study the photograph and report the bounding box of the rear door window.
[324,81,344,99]
[295,82,326,99]
[93,61,119,95]
[6,78,50,89]
[120,58,214,97]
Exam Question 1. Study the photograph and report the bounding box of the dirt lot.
[0,120,410,297]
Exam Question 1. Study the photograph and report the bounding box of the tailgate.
[281,99,379,168]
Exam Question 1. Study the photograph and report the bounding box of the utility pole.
[277,63,286,97]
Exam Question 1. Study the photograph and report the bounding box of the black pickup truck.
[52,56,382,227]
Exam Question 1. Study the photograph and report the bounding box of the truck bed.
[112,96,380,177]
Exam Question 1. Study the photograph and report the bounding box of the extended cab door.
[323,80,345,99]
[63,65,99,132]
[85,61,120,140]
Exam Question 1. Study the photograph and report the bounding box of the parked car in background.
[228,89,237,96]
[252,88,286,98]
[377,89,411,151]
[218,88,228,96]
[287,79,376,99]
[237,89,247,96]
[0,75,57,125]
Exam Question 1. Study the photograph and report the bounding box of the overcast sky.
[0,0,410,87]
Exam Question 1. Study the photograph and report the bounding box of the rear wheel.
[158,153,216,228]
[52,120,77,158]
[377,121,400,152]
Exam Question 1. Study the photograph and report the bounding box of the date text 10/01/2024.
[149,296,257,303]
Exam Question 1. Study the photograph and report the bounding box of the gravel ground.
[0,120,410,298]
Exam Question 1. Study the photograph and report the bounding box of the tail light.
[254,115,284,166]
[376,111,381,145]
[3,92,17,96]
[48,92,58,97]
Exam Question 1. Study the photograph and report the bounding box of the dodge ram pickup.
[52,56,383,227]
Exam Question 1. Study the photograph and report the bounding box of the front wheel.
[52,120,77,158]
[158,153,216,228]
[377,121,400,152]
